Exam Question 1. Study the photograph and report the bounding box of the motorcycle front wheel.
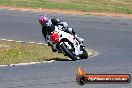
[60,42,77,61]
[80,49,88,59]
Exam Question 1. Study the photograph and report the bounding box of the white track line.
[0,61,55,67]
[20,10,29,12]
[7,40,14,42]
[28,42,36,44]
[8,8,16,11]
[37,43,45,45]
[0,65,8,67]
[1,39,7,40]
[16,41,24,43]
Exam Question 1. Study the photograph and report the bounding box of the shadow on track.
[46,57,86,61]
[46,58,71,61]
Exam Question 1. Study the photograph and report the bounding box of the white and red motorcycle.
[47,26,88,61]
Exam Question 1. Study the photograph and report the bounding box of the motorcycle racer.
[39,15,84,51]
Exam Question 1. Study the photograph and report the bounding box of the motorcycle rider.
[39,15,84,51]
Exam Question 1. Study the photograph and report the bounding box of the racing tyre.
[60,43,77,61]
[80,49,88,59]
[77,76,86,85]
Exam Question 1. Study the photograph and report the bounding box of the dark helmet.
[51,18,60,25]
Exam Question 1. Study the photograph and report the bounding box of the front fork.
[74,45,83,56]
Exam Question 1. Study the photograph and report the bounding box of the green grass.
[0,0,132,14]
[0,40,66,65]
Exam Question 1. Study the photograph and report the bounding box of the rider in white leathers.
[39,15,84,51]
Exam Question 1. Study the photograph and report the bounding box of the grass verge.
[0,40,66,65]
[0,0,132,14]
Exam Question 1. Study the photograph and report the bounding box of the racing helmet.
[39,15,48,26]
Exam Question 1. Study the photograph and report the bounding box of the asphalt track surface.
[0,9,132,88]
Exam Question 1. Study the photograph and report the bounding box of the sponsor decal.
[76,67,131,85]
